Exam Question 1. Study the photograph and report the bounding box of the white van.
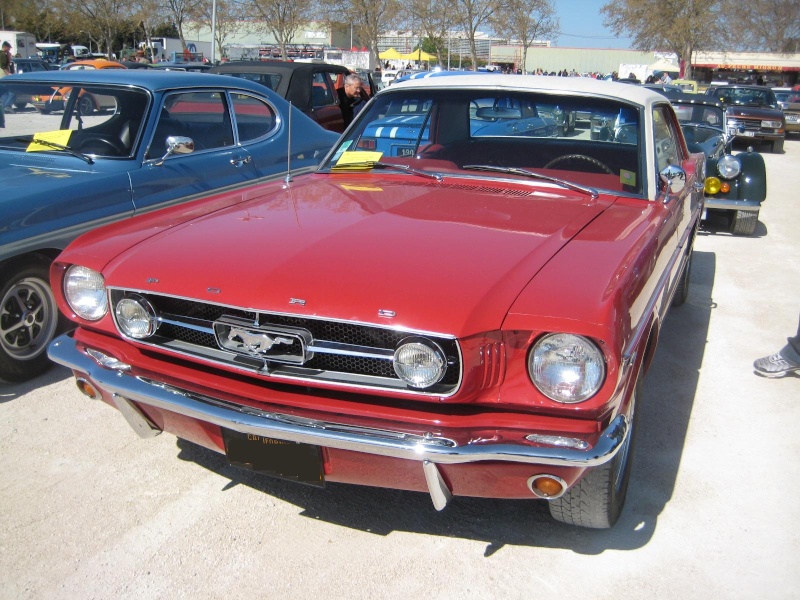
[0,31,37,58]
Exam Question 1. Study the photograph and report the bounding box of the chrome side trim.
[49,334,628,468]
[622,207,701,362]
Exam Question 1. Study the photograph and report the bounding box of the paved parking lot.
[1,133,799,599]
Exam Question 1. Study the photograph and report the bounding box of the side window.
[652,106,680,174]
[310,72,335,108]
[148,91,232,159]
[231,93,278,143]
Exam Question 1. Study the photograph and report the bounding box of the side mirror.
[659,163,686,196]
[154,135,194,166]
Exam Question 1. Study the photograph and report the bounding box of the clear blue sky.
[553,0,633,49]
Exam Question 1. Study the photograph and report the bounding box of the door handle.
[230,156,253,167]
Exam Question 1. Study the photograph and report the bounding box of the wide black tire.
[730,210,758,236]
[0,257,62,382]
[771,138,784,154]
[672,245,693,306]
[549,378,640,529]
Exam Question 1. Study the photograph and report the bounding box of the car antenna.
[285,101,292,184]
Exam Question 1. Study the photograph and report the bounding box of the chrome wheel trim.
[0,276,59,360]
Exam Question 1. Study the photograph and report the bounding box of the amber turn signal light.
[527,475,566,499]
[75,378,99,400]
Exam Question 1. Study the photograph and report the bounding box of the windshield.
[322,88,644,196]
[0,81,148,158]
[712,87,778,107]
[673,103,724,131]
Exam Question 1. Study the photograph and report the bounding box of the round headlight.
[528,333,605,403]
[115,295,158,339]
[716,154,741,180]
[393,338,446,389]
[64,265,107,321]
[705,176,722,195]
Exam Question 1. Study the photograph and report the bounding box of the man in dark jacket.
[337,74,369,127]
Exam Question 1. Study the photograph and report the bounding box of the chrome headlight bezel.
[114,294,159,339]
[528,333,606,403]
[393,337,446,389]
[716,154,741,180]
[64,265,108,321]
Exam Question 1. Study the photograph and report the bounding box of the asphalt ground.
[1,118,799,598]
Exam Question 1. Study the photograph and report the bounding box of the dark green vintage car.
[671,93,767,235]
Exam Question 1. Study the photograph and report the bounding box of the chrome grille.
[109,290,461,395]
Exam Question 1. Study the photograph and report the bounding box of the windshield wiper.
[330,160,442,181]
[15,137,94,164]
[462,164,598,199]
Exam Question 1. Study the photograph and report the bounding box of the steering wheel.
[76,136,127,156]
[544,154,613,174]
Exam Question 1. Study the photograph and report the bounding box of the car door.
[128,89,258,213]
[309,69,345,132]
[652,104,702,295]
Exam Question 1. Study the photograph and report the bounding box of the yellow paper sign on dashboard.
[620,169,636,187]
[334,150,383,168]
[27,130,73,152]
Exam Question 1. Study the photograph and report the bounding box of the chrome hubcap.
[0,277,58,360]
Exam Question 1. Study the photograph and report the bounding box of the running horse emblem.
[227,327,294,355]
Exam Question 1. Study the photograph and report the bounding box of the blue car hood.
[0,153,133,250]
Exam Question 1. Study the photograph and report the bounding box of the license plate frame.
[222,429,325,487]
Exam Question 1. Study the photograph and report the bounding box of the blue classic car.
[670,93,767,235]
[0,70,338,382]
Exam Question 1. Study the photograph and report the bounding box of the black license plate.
[222,429,324,488]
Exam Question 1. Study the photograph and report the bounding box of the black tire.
[77,96,94,115]
[672,244,693,306]
[772,138,784,153]
[549,378,640,529]
[0,257,62,382]
[730,210,758,236]
[14,102,27,111]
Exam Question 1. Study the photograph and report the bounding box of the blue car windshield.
[323,88,644,196]
[0,81,149,157]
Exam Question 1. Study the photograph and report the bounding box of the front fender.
[705,149,767,204]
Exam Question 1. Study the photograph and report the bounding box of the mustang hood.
[102,175,614,335]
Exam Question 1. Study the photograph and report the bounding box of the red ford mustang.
[48,75,704,528]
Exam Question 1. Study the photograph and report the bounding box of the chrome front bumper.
[704,198,761,212]
[49,333,629,508]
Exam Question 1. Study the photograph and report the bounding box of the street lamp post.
[211,0,217,63]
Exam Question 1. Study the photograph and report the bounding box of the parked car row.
[0,70,338,382]
[40,75,706,530]
[3,66,789,529]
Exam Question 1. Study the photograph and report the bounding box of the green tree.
[490,0,558,73]
[601,0,730,80]
[406,0,450,65]
[327,0,402,68]
[247,0,317,61]
[725,0,800,53]
[190,0,246,61]
[454,0,495,70]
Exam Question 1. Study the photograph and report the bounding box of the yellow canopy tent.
[400,49,435,62]
[379,48,403,60]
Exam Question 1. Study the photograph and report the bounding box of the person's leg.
[0,102,5,128]
[754,313,800,377]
